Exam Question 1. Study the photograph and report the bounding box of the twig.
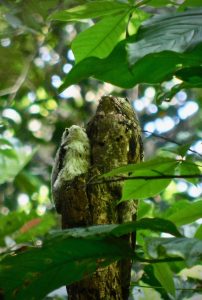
[88,174,202,185]
[142,130,202,158]
[134,256,183,263]
[131,284,202,292]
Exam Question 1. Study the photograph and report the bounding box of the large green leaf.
[0,136,36,184]
[127,10,202,65]
[145,237,202,266]
[121,158,179,200]
[111,218,182,238]
[0,235,130,299]
[49,1,130,21]
[72,11,130,63]
[94,157,186,200]
[0,218,181,299]
[168,199,202,226]
[100,157,179,177]
[153,263,175,297]
[59,37,202,90]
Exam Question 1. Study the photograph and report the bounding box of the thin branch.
[143,130,202,158]
[134,256,183,263]
[88,174,202,185]
[131,284,202,292]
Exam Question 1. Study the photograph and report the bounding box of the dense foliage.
[0,0,202,299]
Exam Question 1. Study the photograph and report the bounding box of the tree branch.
[143,130,202,158]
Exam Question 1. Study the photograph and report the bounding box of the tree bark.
[60,96,143,300]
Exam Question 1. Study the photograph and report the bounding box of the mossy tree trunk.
[60,96,143,300]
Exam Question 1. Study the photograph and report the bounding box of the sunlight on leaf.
[72,11,130,63]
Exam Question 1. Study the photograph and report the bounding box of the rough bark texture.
[58,96,143,300]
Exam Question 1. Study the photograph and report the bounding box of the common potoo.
[51,125,90,213]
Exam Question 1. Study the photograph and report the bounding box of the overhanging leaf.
[0,219,181,299]
[127,10,202,65]
[72,11,130,63]
[0,236,130,300]
[49,1,130,21]
[111,218,182,238]
[59,37,202,90]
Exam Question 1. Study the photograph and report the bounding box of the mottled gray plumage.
[51,125,90,213]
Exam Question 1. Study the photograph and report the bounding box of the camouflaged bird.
[51,125,90,213]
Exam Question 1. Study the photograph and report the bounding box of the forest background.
[0,0,202,299]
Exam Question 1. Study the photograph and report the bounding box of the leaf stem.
[88,174,202,185]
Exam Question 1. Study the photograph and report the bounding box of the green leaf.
[154,67,202,102]
[160,200,190,220]
[155,82,186,103]
[49,1,130,21]
[128,9,149,35]
[121,158,179,200]
[127,10,202,65]
[175,66,202,84]
[194,224,202,239]
[72,11,130,63]
[179,160,201,184]
[142,265,169,300]
[145,237,202,266]
[169,198,202,227]
[59,37,130,91]
[153,263,175,297]
[101,157,179,177]
[96,157,182,201]
[59,37,202,90]
[0,219,181,299]
[0,235,131,299]
[137,200,154,219]
[111,218,182,238]
[180,0,202,9]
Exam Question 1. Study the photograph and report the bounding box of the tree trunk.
[61,96,143,300]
